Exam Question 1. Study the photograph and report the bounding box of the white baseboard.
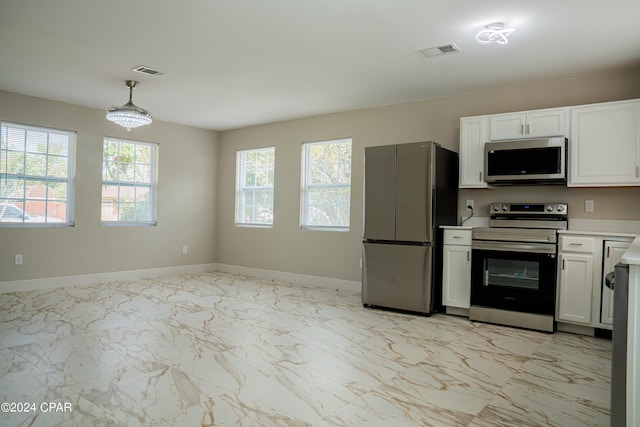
[0,263,362,294]
[0,263,218,293]
[215,263,361,293]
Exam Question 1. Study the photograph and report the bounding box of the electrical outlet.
[182,245,188,255]
[14,254,23,265]
[585,200,594,213]
[466,200,474,211]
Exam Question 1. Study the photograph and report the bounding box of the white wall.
[216,68,640,282]
[2,68,639,286]
[0,91,219,283]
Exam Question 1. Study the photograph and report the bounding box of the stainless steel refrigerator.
[362,141,458,315]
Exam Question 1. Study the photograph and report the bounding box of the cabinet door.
[601,241,631,325]
[490,108,567,140]
[459,116,490,188]
[569,99,640,186]
[442,244,471,308]
[557,253,594,325]
[490,113,526,140]
[526,109,566,138]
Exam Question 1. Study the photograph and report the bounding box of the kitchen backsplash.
[459,185,640,222]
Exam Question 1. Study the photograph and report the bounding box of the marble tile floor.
[0,272,611,426]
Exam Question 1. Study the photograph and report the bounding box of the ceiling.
[1,0,639,131]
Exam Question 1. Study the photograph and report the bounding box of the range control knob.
[556,205,565,212]
[546,204,554,212]
[502,204,509,211]
[493,204,501,212]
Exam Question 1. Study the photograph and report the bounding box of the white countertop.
[566,219,640,234]
[622,235,640,265]
[441,225,473,230]
[558,229,637,239]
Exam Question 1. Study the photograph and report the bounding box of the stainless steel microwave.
[484,137,567,185]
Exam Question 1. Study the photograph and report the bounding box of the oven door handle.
[472,240,556,254]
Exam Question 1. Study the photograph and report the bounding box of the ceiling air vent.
[419,43,461,58]
[132,65,164,76]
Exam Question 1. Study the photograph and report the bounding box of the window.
[101,137,157,225]
[301,138,352,230]
[235,147,275,227]
[0,122,75,226]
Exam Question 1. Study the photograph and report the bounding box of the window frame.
[235,146,275,228]
[300,137,352,231]
[0,121,76,227]
[101,136,158,226]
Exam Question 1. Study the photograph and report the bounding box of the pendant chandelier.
[106,80,153,131]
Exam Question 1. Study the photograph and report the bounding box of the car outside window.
[0,121,75,226]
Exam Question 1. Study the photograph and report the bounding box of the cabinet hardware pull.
[467,251,470,261]
[479,171,482,181]
[607,247,610,258]
[526,123,530,134]
[520,124,524,135]
[453,236,462,239]
[569,243,583,246]
[562,259,565,270]
[636,165,639,178]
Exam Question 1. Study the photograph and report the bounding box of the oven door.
[471,241,557,315]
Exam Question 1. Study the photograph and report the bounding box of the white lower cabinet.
[557,252,594,324]
[557,233,634,331]
[601,241,631,325]
[442,228,471,312]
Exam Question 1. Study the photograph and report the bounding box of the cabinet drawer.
[560,236,595,253]
[443,229,472,245]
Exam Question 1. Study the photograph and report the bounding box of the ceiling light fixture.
[476,22,515,45]
[106,80,153,131]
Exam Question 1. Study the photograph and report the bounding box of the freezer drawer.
[362,242,433,314]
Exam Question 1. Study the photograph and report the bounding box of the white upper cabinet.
[458,98,639,188]
[569,99,640,187]
[459,116,490,188]
[490,108,567,140]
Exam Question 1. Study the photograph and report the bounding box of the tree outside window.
[301,138,351,230]
[235,147,275,227]
[101,138,157,225]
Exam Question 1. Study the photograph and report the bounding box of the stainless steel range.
[470,203,568,332]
